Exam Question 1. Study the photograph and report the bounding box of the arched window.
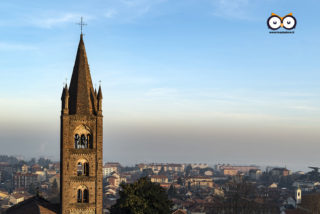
[77,160,89,176]
[83,189,89,203]
[75,134,80,149]
[74,125,92,149]
[77,162,83,176]
[81,134,86,148]
[77,189,82,203]
[77,186,88,203]
[84,163,89,176]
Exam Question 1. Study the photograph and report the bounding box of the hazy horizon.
[1,0,320,173]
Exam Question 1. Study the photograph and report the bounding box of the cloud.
[31,13,93,28]
[211,0,254,20]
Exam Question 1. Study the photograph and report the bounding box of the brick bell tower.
[60,33,103,214]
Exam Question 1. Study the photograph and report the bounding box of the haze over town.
[1,0,320,172]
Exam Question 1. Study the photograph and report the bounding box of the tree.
[37,158,51,168]
[111,177,173,214]
[28,158,36,165]
[167,185,177,198]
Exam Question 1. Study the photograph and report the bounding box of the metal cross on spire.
[77,17,87,34]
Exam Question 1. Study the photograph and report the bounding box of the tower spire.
[68,34,97,115]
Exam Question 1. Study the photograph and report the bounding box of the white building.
[103,162,120,177]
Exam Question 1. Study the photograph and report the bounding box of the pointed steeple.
[68,34,97,115]
[97,85,103,115]
[61,84,69,115]
[97,85,103,100]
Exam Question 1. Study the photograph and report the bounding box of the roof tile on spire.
[97,85,103,100]
[68,34,97,115]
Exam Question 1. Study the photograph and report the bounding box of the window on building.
[75,134,92,149]
[77,189,82,203]
[77,161,89,176]
[84,163,89,176]
[75,134,80,148]
[83,189,89,203]
[74,125,92,149]
[81,134,87,148]
[77,187,89,203]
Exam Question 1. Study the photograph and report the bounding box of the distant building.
[46,169,57,177]
[217,164,259,174]
[21,164,29,173]
[270,168,290,177]
[190,163,209,169]
[9,192,32,205]
[103,162,120,177]
[31,164,42,173]
[13,173,37,190]
[150,175,169,184]
[107,173,126,187]
[249,169,262,180]
[186,176,214,188]
[223,168,238,176]
[292,181,320,192]
[138,163,185,174]
[204,169,214,176]
[0,190,9,199]
[35,171,46,182]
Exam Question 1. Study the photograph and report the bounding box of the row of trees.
[0,155,53,169]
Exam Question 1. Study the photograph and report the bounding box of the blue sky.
[1,0,320,171]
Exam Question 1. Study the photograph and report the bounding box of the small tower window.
[83,189,89,203]
[75,134,80,149]
[74,125,92,149]
[77,162,83,176]
[81,134,87,148]
[84,162,89,176]
[77,189,82,203]
[77,186,89,203]
[77,160,89,176]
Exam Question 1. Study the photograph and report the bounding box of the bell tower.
[60,34,103,214]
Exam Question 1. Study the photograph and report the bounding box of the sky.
[1,0,320,171]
